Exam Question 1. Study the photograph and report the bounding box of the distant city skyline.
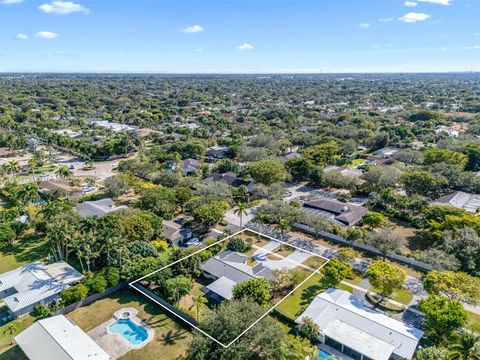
[0,0,479,73]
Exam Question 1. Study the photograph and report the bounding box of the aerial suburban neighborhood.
[1,0,480,359]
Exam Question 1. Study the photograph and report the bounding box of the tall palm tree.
[276,217,291,238]
[449,331,480,360]
[8,160,19,179]
[27,158,38,172]
[234,202,249,228]
[191,294,207,322]
[56,165,73,179]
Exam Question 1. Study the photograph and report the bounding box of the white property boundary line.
[129,227,330,348]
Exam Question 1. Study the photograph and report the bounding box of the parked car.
[82,186,95,193]
[185,238,200,247]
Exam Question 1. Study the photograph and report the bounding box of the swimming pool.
[108,318,149,346]
[318,349,332,359]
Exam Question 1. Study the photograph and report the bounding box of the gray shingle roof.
[75,198,127,218]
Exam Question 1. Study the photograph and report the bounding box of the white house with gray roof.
[15,315,110,360]
[0,261,82,318]
[432,191,480,214]
[201,251,273,301]
[75,198,128,218]
[301,197,368,226]
[296,288,423,360]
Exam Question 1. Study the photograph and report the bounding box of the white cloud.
[1,0,23,4]
[16,33,29,40]
[404,1,418,7]
[379,17,394,22]
[418,0,452,5]
[35,31,59,39]
[465,45,480,50]
[182,25,204,33]
[39,1,90,14]
[359,23,371,29]
[399,12,430,23]
[236,43,254,51]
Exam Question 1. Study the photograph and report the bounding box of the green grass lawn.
[0,315,35,357]
[68,289,192,360]
[370,287,413,305]
[275,272,354,321]
[301,256,327,270]
[466,311,480,333]
[0,233,48,274]
[275,273,323,321]
[345,159,365,168]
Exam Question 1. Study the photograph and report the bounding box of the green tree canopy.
[233,278,271,307]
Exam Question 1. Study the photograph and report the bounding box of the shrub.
[103,267,121,287]
[84,274,108,295]
[61,284,89,305]
[33,305,52,318]
[227,237,251,253]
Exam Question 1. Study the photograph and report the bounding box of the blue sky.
[0,0,479,73]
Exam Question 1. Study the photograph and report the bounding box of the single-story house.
[206,145,229,159]
[0,261,83,318]
[324,165,363,179]
[301,197,368,226]
[204,172,255,192]
[371,147,399,159]
[296,289,423,360]
[38,180,82,198]
[183,158,201,176]
[94,120,138,133]
[15,315,110,360]
[75,198,128,218]
[201,250,273,301]
[432,191,480,214]
[162,220,192,246]
[52,129,83,139]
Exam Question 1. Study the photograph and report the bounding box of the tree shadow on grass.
[0,233,49,265]
[158,329,189,346]
[0,345,28,360]
[300,282,325,307]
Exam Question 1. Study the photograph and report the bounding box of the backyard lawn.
[466,311,480,333]
[369,287,413,306]
[0,315,35,358]
[274,271,353,322]
[68,289,192,360]
[0,233,48,274]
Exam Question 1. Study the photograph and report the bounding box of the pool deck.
[318,344,355,360]
[88,307,154,360]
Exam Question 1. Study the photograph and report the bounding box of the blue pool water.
[318,349,332,359]
[108,319,148,346]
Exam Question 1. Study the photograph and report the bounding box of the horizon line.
[1,70,479,75]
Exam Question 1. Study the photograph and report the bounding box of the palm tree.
[28,158,38,172]
[8,160,19,179]
[191,294,207,322]
[2,322,17,345]
[56,166,73,179]
[17,183,39,205]
[276,217,291,238]
[449,331,480,360]
[234,202,249,228]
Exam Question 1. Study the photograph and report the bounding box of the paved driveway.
[253,241,313,271]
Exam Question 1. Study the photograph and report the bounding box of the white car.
[82,186,95,193]
[185,238,200,247]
